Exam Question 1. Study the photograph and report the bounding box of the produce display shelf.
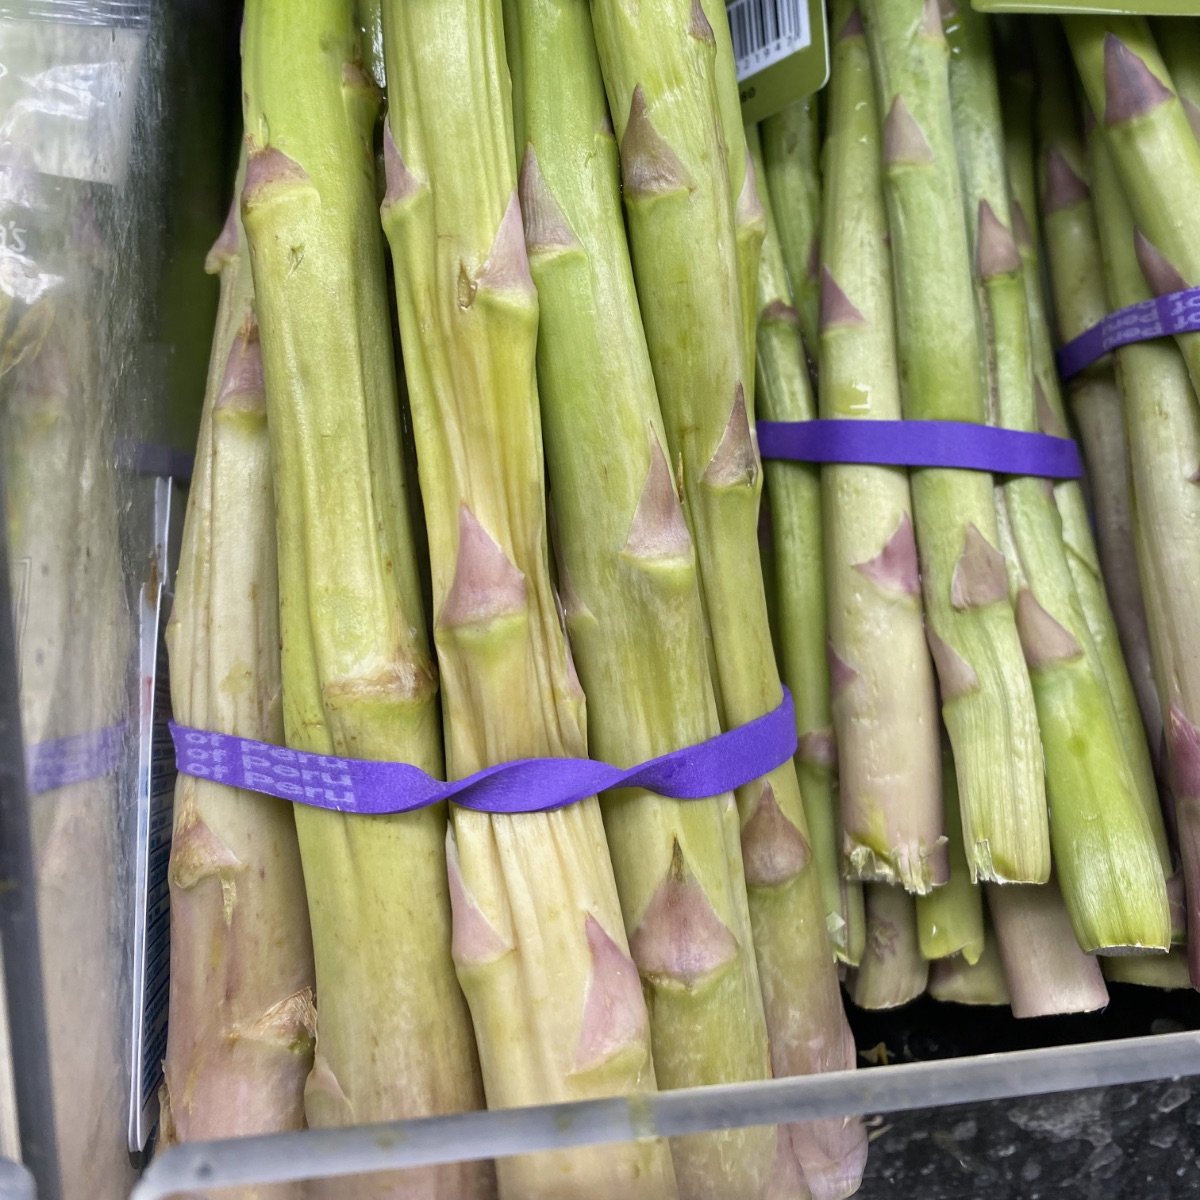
[133,1030,1200,1199]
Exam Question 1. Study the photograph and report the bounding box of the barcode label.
[727,0,811,80]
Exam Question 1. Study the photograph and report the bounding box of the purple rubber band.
[1057,286,1200,380]
[25,723,124,795]
[757,419,1083,480]
[170,688,797,816]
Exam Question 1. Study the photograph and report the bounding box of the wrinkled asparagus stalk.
[860,0,1047,886]
[589,5,864,1197]
[380,4,674,1198]
[817,1,944,898]
[503,2,774,1195]
[761,98,822,373]
[987,879,1109,1018]
[927,925,1009,1006]
[850,885,927,1011]
[240,6,488,1199]
[946,2,1169,954]
[1022,60,1180,940]
[749,123,860,966]
[160,179,316,1181]
[916,739,984,963]
[1087,127,1200,989]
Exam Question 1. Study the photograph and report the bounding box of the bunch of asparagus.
[161,3,1200,1199]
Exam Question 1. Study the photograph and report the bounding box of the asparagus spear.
[1065,18,1200,403]
[927,926,1009,1006]
[817,1,944,898]
[987,880,1109,1018]
[161,179,316,1172]
[588,6,865,1197]
[761,98,822,372]
[915,740,984,964]
[1155,19,1200,137]
[749,124,856,966]
[240,6,488,1198]
[1009,51,1164,792]
[860,0,1047,887]
[1088,128,1200,990]
[1032,62,1180,941]
[850,885,928,1011]
[947,2,1169,954]
[380,5,675,1197]
[502,1,775,1193]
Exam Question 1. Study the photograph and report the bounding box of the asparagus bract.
[380,4,674,1197]
[1065,18,1200,403]
[161,180,315,1173]
[761,98,822,371]
[947,3,1169,954]
[240,5,487,1197]
[818,1,943,897]
[502,1,774,1193]
[860,0,1047,886]
[588,6,864,1196]
[1088,129,1200,989]
[851,885,928,1011]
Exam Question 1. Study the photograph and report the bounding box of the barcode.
[726,0,811,80]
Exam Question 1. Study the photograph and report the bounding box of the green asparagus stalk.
[850,885,928,1010]
[761,98,822,372]
[987,879,1109,1018]
[1155,19,1200,138]
[1103,947,1192,990]
[161,179,316,1176]
[1088,127,1200,989]
[380,4,675,1197]
[916,740,984,963]
[749,124,857,966]
[1009,51,1164,795]
[502,2,775,1194]
[860,0,1047,886]
[947,2,1169,954]
[817,1,944,897]
[1065,18,1200,403]
[239,6,489,1198]
[588,6,865,1197]
[1033,61,1181,941]
[927,926,1009,1006]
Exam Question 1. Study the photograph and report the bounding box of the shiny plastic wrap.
[0,2,232,1198]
